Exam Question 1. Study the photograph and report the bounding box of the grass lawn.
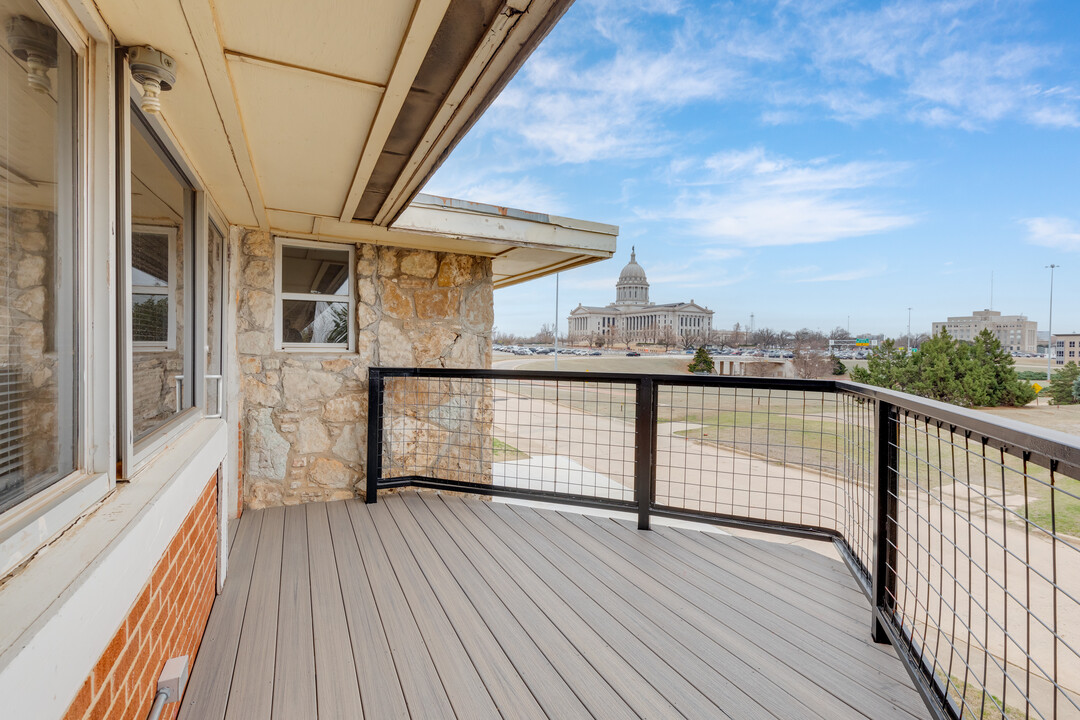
[493,437,529,462]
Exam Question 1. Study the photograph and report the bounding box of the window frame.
[274,237,355,353]
[117,62,212,476]
[130,224,177,351]
[0,0,112,578]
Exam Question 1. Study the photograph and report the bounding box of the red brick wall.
[63,475,218,720]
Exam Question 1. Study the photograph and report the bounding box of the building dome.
[615,246,649,304]
[619,248,647,282]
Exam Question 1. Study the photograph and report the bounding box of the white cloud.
[662,148,915,246]
[1022,217,1080,251]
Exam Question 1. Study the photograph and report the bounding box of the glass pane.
[0,0,78,513]
[132,231,168,287]
[281,245,349,296]
[282,300,350,345]
[132,293,168,343]
[130,112,191,442]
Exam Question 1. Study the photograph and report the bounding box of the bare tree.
[792,339,832,378]
[659,326,678,352]
[534,323,555,344]
[753,327,779,349]
[829,326,852,341]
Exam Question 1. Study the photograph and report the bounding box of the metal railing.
[366,367,1080,720]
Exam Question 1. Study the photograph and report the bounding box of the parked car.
[590,351,601,356]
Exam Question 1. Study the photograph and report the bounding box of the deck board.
[179,509,263,720]
[182,491,928,719]
[271,505,317,719]
[308,503,365,719]
[224,506,284,720]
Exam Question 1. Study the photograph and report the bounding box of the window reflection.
[0,0,78,513]
[129,110,191,441]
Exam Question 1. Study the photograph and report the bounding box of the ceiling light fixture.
[128,45,176,114]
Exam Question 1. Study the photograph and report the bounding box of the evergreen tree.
[851,339,913,390]
[851,329,1035,408]
[688,346,715,374]
[1048,362,1080,405]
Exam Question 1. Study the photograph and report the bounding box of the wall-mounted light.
[128,45,176,114]
[5,16,58,94]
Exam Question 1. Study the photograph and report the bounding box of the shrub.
[688,346,715,374]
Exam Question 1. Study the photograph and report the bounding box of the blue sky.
[424,0,1080,339]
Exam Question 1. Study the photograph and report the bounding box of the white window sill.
[0,418,227,720]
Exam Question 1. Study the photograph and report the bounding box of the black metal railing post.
[634,377,657,530]
[871,398,899,643]
[365,368,383,504]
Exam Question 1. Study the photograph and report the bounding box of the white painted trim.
[0,420,227,720]
[274,236,355,353]
[0,473,110,578]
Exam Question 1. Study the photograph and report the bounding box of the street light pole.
[1047,264,1059,383]
[554,273,559,370]
[907,307,912,348]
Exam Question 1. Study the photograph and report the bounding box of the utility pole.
[554,273,559,370]
[1047,264,1059,383]
[907,307,912,348]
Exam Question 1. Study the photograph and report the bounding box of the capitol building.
[567,248,715,344]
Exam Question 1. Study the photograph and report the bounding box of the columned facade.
[568,248,714,344]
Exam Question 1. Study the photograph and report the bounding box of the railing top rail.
[369,366,838,391]
[837,379,1080,474]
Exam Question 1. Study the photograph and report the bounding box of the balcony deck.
[179,491,926,719]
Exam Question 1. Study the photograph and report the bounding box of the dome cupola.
[615,247,649,304]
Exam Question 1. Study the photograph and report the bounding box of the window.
[131,226,175,348]
[0,1,79,515]
[276,238,354,350]
[126,105,194,444]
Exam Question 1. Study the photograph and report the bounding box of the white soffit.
[226,58,382,218]
[212,0,415,84]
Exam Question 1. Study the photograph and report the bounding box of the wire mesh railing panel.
[652,384,850,531]
[837,391,877,585]
[885,409,1080,720]
[379,375,636,503]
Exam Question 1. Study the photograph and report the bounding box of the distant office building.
[1052,333,1080,366]
[568,248,714,343]
[932,309,1038,353]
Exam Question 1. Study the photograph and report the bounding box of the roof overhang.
[269,193,618,288]
[90,0,581,242]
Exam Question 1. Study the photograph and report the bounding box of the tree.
[688,346,715,374]
[659,326,678,352]
[829,326,852,341]
[851,329,1035,408]
[534,323,555,344]
[832,356,847,376]
[791,340,832,379]
[1048,362,1080,405]
[1073,375,1080,403]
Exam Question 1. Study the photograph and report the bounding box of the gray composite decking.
[180,491,927,719]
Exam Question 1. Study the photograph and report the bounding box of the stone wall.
[235,230,493,508]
